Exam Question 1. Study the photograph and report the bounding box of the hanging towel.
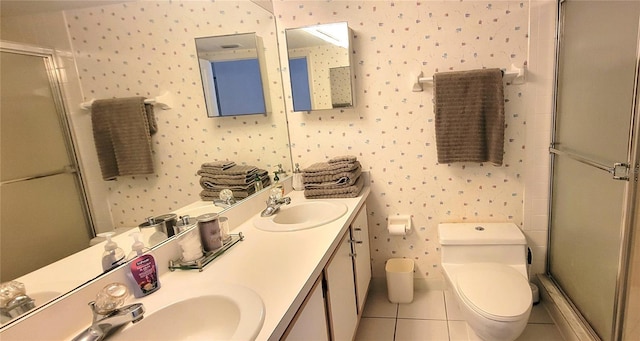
[91,97,157,180]
[433,68,505,165]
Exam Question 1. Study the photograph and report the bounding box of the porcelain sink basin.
[253,200,348,232]
[111,284,264,341]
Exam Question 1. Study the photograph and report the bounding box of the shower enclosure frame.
[547,1,640,340]
[0,41,96,237]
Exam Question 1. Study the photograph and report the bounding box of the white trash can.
[385,258,414,303]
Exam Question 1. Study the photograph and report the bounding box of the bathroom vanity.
[0,178,371,341]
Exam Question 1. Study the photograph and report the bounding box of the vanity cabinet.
[325,230,359,341]
[282,276,330,341]
[350,203,371,315]
[283,203,371,341]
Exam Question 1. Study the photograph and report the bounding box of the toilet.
[438,223,532,341]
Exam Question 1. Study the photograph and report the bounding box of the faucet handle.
[93,283,129,315]
[269,187,282,201]
[280,197,292,205]
[0,281,27,308]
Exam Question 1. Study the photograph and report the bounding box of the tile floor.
[355,283,565,341]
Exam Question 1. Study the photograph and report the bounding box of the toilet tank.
[438,223,527,266]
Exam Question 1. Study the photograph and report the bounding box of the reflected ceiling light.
[303,23,349,48]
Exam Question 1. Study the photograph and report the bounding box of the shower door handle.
[611,163,631,181]
[549,147,630,181]
[0,165,78,185]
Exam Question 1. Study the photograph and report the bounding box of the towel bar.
[412,64,526,92]
[80,91,173,110]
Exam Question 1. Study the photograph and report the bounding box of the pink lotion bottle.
[126,233,161,298]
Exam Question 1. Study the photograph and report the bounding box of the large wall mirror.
[285,22,355,111]
[196,33,269,117]
[0,0,290,327]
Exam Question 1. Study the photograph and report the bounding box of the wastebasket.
[385,258,414,303]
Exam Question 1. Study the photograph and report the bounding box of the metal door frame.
[547,1,640,340]
[0,41,95,238]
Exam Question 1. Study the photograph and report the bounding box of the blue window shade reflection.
[211,59,266,116]
[289,57,312,111]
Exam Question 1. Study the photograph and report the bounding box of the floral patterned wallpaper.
[274,0,530,281]
[5,0,553,283]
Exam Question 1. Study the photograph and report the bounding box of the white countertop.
[0,185,370,341]
[164,188,369,340]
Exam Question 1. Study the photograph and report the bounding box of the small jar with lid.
[197,213,223,252]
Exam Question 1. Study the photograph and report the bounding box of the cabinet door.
[325,231,358,341]
[351,204,371,314]
[283,276,329,341]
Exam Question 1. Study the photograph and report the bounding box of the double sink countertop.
[0,183,370,341]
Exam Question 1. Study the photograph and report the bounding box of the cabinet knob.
[349,239,363,244]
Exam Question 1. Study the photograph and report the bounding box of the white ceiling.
[0,0,132,18]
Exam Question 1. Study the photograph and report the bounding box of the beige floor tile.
[356,287,566,341]
[355,317,396,341]
[395,319,449,341]
[363,285,398,318]
[397,290,446,320]
[447,320,470,341]
[527,303,554,324]
[444,290,465,321]
[516,323,565,341]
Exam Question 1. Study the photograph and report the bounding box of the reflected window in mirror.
[195,33,268,117]
[285,22,355,111]
[289,57,312,111]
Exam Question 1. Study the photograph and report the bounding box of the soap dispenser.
[99,232,125,272]
[254,173,263,192]
[126,233,160,298]
[292,163,304,191]
[273,164,284,196]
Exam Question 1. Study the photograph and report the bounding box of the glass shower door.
[0,49,92,281]
[549,1,640,341]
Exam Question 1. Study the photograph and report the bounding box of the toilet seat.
[455,263,531,322]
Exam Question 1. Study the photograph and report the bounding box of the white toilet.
[438,223,532,341]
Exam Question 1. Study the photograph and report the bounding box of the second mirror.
[285,22,354,111]
[196,33,268,117]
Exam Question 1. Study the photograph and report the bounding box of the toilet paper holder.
[388,215,412,235]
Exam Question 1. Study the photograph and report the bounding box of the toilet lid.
[456,263,531,322]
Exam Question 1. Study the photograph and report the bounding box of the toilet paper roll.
[388,223,406,236]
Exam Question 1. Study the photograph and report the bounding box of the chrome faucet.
[72,301,145,341]
[261,195,291,217]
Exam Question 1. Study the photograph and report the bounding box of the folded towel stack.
[197,161,271,200]
[303,156,364,199]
